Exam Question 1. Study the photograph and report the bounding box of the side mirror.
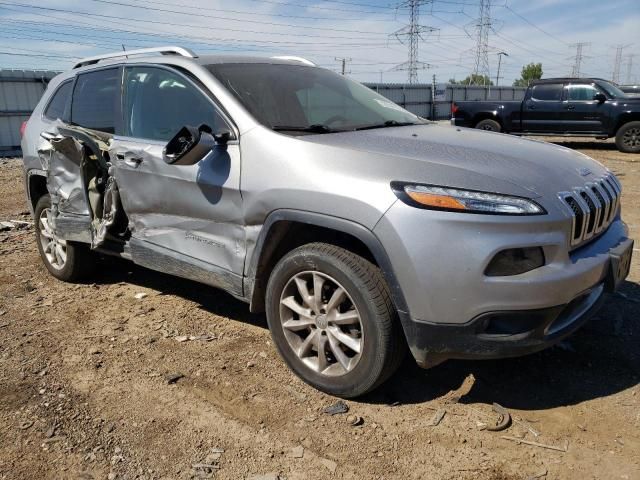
[593,92,606,103]
[163,125,216,165]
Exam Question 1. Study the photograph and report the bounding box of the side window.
[123,66,230,142]
[71,68,119,133]
[44,81,72,121]
[530,84,563,101]
[566,84,599,101]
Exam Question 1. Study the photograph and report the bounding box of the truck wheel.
[615,121,640,153]
[34,195,96,282]
[265,242,406,398]
[475,119,501,132]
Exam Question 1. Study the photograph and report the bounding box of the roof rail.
[271,56,316,66]
[73,46,197,69]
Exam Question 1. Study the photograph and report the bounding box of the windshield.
[206,63,425,133]
[596,80,627,98]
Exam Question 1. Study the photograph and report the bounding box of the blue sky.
[0,0,638,85]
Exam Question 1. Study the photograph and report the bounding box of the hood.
[300,124,609,198]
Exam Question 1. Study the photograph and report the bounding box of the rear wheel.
[475,118,501,132]
[615,121,640,153]
[265,243,406,398]
[34,195,96,281]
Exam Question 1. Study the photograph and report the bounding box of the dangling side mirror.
[593,93,607,104]
[163,124,215,165]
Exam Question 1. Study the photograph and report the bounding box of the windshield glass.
[596,80,627,98]
[206,63,424,133]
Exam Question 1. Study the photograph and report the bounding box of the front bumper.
[373,200,632,366]
[403,282,606,367]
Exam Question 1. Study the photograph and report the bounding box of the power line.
[391,0,438,84]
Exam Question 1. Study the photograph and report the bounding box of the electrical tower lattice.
[391,0,438,84]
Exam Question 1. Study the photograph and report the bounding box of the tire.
[475,118,501,132]
[615,121,640,153]
[34,195,96,282]
[265,242,406,398]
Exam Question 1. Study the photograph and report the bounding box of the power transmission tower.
[335,57,351,75]
[391,0,438,84]
[612,45,625,83]
[570,42,590,77]
[626,54,634,84]
[472,0,492,85]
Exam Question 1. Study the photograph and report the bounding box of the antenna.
[569,42,590,77]
[391,0,438,84]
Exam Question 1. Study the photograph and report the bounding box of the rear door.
[521,83,565,132]
[110,65,245,276]
[560,83,608,133]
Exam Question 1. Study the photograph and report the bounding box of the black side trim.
[245,209,409,316]
[130,238,243,299]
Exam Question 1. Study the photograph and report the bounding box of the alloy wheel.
[279,271,363,376]
[38,208,67,270]
[623,127,640,148]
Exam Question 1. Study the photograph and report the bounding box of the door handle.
[566,105,575,110]
[116,151,143,167]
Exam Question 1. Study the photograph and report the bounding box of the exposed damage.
[37,125,127,250]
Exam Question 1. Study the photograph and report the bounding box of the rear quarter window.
[530,84,563,101]
[44,81,72,121]
[71,68,120,133]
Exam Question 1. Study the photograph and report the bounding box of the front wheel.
[265,243,406,398]
[475,118,502,132]
[615,121,640,153]
[34,195,96,281]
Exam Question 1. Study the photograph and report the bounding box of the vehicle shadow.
[370,279,640,410]
[550,140,618,151]
[90,257,639,411]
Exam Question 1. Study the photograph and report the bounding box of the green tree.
[451,74,493,86]
[513,63,543,87]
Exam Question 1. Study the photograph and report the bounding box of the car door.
[560,83,608,134]
[521,83,565,132]
[110,65,245,277]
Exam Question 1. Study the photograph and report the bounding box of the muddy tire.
[34,195,96,282]
[265,242,406,398]
[475,118,502,132]
[615,121,640,153]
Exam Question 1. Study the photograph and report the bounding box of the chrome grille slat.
[560,173,621,248]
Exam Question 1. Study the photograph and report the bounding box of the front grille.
[560,173,621,247]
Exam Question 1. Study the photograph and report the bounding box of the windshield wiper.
[272,124,333,133]
[353,120,419,131]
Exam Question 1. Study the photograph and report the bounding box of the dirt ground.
[0,137,638,480]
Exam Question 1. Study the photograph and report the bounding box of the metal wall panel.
[365,83,527,121]
[0,69,59,156]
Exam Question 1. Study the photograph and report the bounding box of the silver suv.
[21,47,633,397]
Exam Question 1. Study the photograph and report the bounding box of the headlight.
[392,183,546,215]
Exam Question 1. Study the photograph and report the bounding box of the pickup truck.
[452,78,640,153]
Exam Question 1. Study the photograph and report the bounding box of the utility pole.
[496,51,508,86]
[626,54,634,84]
[334,57,351,75]
[391,0,438,84]
[570,42,590,77]
[472,0,492,85]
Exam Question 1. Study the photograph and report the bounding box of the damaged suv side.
[21,47,633,398]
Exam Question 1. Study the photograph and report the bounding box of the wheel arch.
[245,210,409,317]
[614,114,640,135]
[27,170,48,213]
[472,112,503,129]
